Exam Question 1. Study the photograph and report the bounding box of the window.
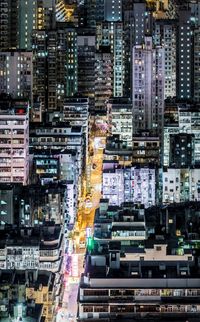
[83,306,93,312]
[84,290,108,296]
[156,246,162,251]
[94,306,108,312]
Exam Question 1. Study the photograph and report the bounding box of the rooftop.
[0,223,62,249]
[83,258,200,281]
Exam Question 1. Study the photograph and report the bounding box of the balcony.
[13,162,25,167]
[39,250,61,262]
[0,152,11,157]
[0,171,11,177]
[0,134,11,138]
[0,144,11,148]
[11,143,25,148]
[0,162,11,166]
[39,259,61,272]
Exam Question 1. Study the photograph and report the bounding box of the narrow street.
[56,135,105,322]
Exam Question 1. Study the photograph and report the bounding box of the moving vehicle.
[92,163,97,169]
[85,199,92,208]
[79,239,86,249]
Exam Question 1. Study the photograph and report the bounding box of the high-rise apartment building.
[57,25,78,98]
[63,96,89,191]
[113,22,124,97]
[132,1,147,45]
[0,97,29,185]
[37,0,55,29]
[104,0,122,21]
[176,7,193,100]
[154,19,177,99]
[18,0,37,49]
[0,51,32,100]
[123,10,132,98]
[0,0,18,50]
[84,0,122,27]
[0,0,67,51]
[0,0,44,50]
[63,96,89,164]
[32,25,77,112]
[132,36,164,134]
[123,1,147,98]
[95,49,113,112]
[37,0,69,28]
[77,33,95,104]
[29,122,84,191]
[96,21,124,97]
[194,27,200,102]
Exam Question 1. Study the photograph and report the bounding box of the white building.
[0,51,32,100]
[132,36,164,134]
[0,99,29,185]
[103,165,156,208]
[103,168,124,206]
[107,97,132,146]
[161,167,200,203]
